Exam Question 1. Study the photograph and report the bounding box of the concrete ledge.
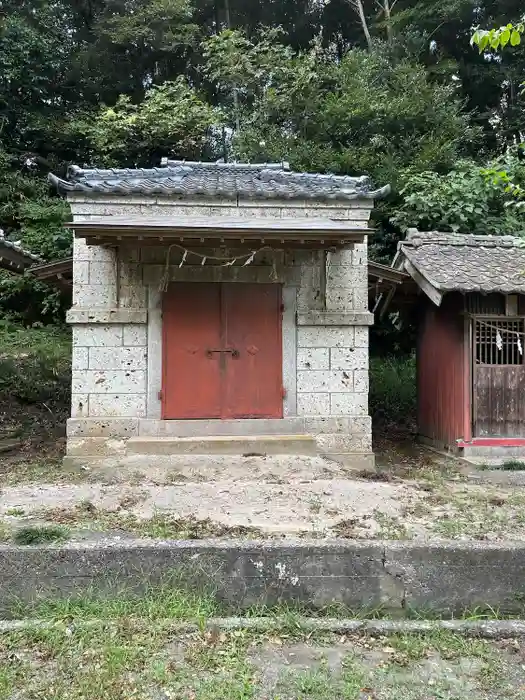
[67,308,148,324]
[66,437,127,457]
[138,417,306,437]
[2,617,525,639]
[297,312,374,327]
[1,540,525,616]
[126,435,318,456]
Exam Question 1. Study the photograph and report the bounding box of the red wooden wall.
[417,294,470,446]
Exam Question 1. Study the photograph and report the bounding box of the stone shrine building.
[50,161,389,469]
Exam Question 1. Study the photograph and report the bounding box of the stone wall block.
[328,249,353,266]
[327,265,367,289]
[297,393,330,416]
[73,261,90,284]
[325,287,354,312]
[354,327,369,348]
[297,348,330,370]
[303,416,372,434]
[90,262,117,286]
[330,348,368,371]
[88,346,147,371]
[67,418,139,438]
[316,432,372,453]
[72,347,89,371]
[119,285,148,308]
[298,327,355,348]
[297,370,354,393]
[119,262,142,286]
[352,243,368,266]
[299,265,321,305]
[123,326,147,347]
[72,370,146,394]
[73,237,90,262]
[73,284,117,308]
[353,287,369,311]
[73,325,123,347]
[71,394,89,418]
[330,393,368,416]
[354,369,369,393]
[88,394,147,418]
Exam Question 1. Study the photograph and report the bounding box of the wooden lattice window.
[475,318,525,365]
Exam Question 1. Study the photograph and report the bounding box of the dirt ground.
[2,432,525,542]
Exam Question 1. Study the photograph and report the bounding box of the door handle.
[206,348,240,358]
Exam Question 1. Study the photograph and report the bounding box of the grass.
[0,584,522,698]
[0,620,516,700]
[428,488,525,540]
[0,322,71,405]
[494,459,525,471]
[36,505,265,540]
[373,511,410,540]
[277,657,365,699]
[12,525,70,545]
[12,582,222,622]
[5,508,25,517]
[369,354,416,428]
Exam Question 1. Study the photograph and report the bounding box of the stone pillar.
[66,239,148,453]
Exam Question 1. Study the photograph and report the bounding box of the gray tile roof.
[48,160,390,202]
[399,230,525,294]
[0,235,42,272]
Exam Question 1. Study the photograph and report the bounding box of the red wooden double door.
[162,283,283,419]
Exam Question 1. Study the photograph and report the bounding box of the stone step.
[126,435,318,456]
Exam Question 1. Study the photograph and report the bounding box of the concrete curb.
[1,538,525,615]
[1,617,525,639]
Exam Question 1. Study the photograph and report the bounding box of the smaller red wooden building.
[382,230,525,459]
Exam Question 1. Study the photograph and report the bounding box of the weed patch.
[370,355,416,428]
[12,525,69,545]
[37,506,265,540]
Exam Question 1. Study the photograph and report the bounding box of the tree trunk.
[383,0,394,43]
[350,0,373,51]
[224,0,241,134]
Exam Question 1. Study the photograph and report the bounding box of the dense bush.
[369,354,416,428]
[0,322,71,405]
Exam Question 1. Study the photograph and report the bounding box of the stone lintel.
[297,312,374,327]
[67,309,148,325]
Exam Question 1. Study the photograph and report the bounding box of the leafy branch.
[471,21,524,52]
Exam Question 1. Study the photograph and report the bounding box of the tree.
[201,31,478,187]
[76,79,221,167]
[391,157,525,234]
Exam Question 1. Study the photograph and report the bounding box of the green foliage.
[81,79,221,166]
[13,525,70,545]
[392,158,525,234]
[95,0,196,49]
[369,355,417,427]
[206,34,479,187]
[0,149,71,323]
[472,21,524,52]
[0,322,71,404]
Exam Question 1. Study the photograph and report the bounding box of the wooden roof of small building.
[398,230,525,296]
[0,235,42,273]
[377,230,525,316]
